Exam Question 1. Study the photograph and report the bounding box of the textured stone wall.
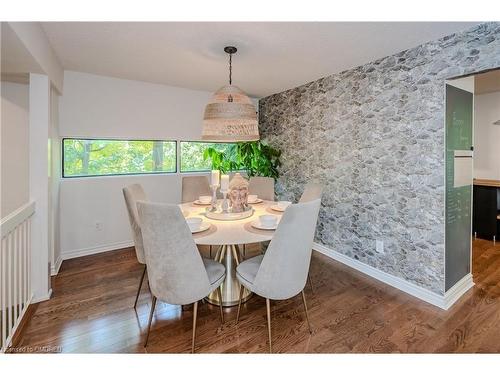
[259,23,500,295]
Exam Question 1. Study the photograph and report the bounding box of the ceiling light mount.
[224,46,237,54]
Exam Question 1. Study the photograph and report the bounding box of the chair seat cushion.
[236,255,264,290]
[202,258,225,287]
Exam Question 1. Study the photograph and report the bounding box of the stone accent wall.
[259,23,500,295]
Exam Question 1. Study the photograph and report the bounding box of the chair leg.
[307,272,314,294]
[144,296,157,347]
[301,290,312,334]
[217,287,224,324]
[216,245,226,262]
[134,265,147,309]
[231,245,240,265]
[235,285,245,323]
[192,301,199,353]
[261,240,270,255]
[266,298,272,353]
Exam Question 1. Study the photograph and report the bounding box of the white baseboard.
[32,289,52,304]
[50,256,63,276]
[61,240,134,261]
[312,242,474,310]
[443,273,474,309]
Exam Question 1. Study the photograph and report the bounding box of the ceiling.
[41,22,478,97]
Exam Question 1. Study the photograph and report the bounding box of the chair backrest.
[182,175,211,203]
[299,182,323,203]
[249,176,275,201]
[137,201,212,305]
[122,184,147,264]
[252,199,321,300]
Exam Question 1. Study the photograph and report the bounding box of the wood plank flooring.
[9,239,500,353]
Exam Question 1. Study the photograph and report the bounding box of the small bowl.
[277,201,292,210]
[186,217,203,231]
[247,194,258,203]
[259,214,277,227]
[199,195,212,204]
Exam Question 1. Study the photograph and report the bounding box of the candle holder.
[221,190,229,213]
[209,184,219,212]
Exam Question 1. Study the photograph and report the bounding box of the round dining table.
[179,200,284,307]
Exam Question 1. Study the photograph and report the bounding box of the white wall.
[0,81,30,218]
[473,91,500,180]
[49,87,61,273]
[60,71,212,140]
[60,174,186,259]
[59,71,216,259]
[29,74,51,302]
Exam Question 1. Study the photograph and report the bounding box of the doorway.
[445,68,500,292]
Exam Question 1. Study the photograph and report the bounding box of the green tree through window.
[62,139,176,177]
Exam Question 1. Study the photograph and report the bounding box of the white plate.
[270,204,289,212]
[250,217,281,230]
[248,198,264,204]
[193,200,212,205]
[190,222,211,234]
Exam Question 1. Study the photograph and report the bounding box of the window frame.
[61,137,178,178]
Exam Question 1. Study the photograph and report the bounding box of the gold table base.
[206,244,252,307]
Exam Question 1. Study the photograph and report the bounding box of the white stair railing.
[0,201,35,352]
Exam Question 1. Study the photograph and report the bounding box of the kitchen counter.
[473,179,500,188]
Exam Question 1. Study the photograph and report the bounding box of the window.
[180,141,236,172]
[62,138,177,177]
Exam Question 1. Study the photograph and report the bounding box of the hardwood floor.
[9,239,500,353]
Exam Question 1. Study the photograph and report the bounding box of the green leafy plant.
[203,140,281,179]
[202,146,239,174]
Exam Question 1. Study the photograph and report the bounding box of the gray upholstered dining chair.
[299,182,323,203]
[122,184,149,309]
[137,201,226,352]
[182,175,213,258]
[181,175,211,203]
[249,176,275,201]
[235,199,321,353]
[298,182,323,292]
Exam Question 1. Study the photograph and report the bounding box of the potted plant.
[203,140,281,179]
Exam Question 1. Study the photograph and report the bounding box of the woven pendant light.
[202,46,259,142]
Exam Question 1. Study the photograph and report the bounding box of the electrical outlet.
[95,221,103,231]
[375,240,384,254]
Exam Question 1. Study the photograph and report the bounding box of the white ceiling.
[41,22,478,97]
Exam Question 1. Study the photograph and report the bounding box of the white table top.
[179,200,283,246]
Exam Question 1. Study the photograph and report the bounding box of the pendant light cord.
[229,53,232,85]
